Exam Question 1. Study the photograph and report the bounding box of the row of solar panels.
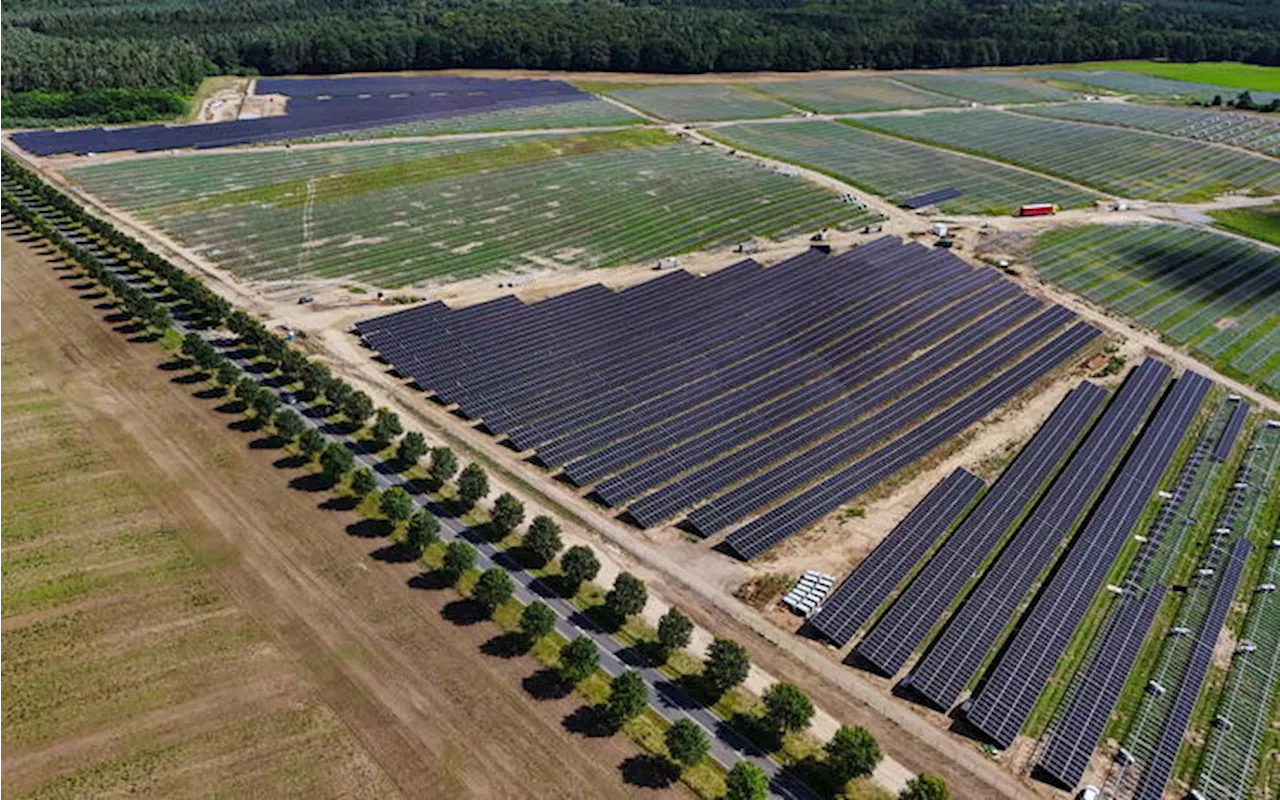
[358,238,1097,560]
[804,361,1229,788]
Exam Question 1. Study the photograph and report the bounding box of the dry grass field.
[0,231,687,800]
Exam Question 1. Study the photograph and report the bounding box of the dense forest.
[3,0,1278,123]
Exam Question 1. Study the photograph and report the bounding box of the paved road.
[29,204,817,800]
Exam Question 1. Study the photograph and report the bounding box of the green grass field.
[68,129,873,286]
[1208,203,1280,247]
[1068,61,1280,93]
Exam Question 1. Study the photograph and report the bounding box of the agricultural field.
[893,72,1074,104]
[295,98,646,141]
[751,76,960,113]
[1054,60,1280,92]
[1022,102,1280,156]
[1036,69,1280,104]
[710,120,1097,215]
[66,129,873,286]
[1208,202,1280,246]
[1,267,395,798]
[594,84,795,121]
[855,109,1280,202]
[1027,224,1280,392]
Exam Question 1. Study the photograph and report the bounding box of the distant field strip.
[894,73,1073,104]
[710,120,1096,215]
[599,84,795,121]
[69,130,870,286]
[855,109,1280,201]
[1037,69,1280,104]
[1,308,391,798]
[1023,102,1280,156]
[1030,224,1280,392]
[296,98,645,140]
[751,77,959,113]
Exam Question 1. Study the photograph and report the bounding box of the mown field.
[1208,202,1280,247]
[296,98,645,141]
[855,109,1280,202]
[1022,102,1280,157]
[1034,69,1280,104]
[1,267,395,799]
[67,129,873,286]
[1063,61,1280,92]
[1028,224,1280,393]
[710,120,1096,215]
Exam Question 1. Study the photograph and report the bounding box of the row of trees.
[2,156,947,800]
[4,0,1279,96]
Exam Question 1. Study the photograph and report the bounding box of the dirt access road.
[1,231,688,800]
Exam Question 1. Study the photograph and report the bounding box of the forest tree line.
[4,0,1278,96]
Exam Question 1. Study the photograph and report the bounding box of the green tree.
[234,376,260,405]
[429,446,458,484]
[320,442,354,483]
[472,567,514,615]
[396,431,427,467]
[724,761,769,800]
[457,463,489,508]
[523,516,563,566]
[899,775,948,800]
[607,572,647,617]
[704,638,750,697]
[251,390,279,424]
[825,725,882,786]
[405,511,440,557]
[344,391,374,427]
[762,682,813,734]
[664,719,709,768]
[372,407,402,444]
[559,545,600,592]
[326,380,353,411]
[490,492,524,536]
[520,601,557,644]
[216,362,240,387]
[299,428,326,459]
[349,467,377,498]
[657,608,693,657]
[272,408,304,442]
[606,670,649,724]
[380,486,414,526]
[558,636,599,684]
[442,541,477,583]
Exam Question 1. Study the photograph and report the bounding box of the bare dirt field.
[1,231,688,800]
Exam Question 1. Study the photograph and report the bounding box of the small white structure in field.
[781,570,836,617]
[929,222,949,238]
[655,257,680,270]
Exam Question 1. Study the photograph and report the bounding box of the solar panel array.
[853,381,1107,675]
[13,76,589,155]
[902,186,964,209]
[898,360,1172,705]
[964,370,1211,747]
[359,238,1096,555]
[1213,397,1249,461]
[1037,588,1167,788]
[1132,539,1251,800]
[808,469,985,647]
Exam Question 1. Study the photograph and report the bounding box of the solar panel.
[809,469,985,647]
[1132,539,1251,800]
[1214,398,1249,461]
[873,360,1170,688]
[851,379,1107,674]
[902,187,963,209]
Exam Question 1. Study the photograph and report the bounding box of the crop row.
[710,120,1096,214]
[601,84,795,121]
[1024,102,1280,156]
[1030,224,1280,392]
[749,77,959,114]
[893,73,1073,104]
[103,141,869,286]
[855,109,1280,202]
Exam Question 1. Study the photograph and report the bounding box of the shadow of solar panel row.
[681,304,1078,536]
[1132,539,1251,800]
[1213,398,1249,462]
[808,469,985,646]
[964,371,1211,748]
[511,240,956,453]
[563,271,1008,484]
[821,381,1105,652]
[902,187,963,209]
[1037,587,1167,789]
[478,251,867,431]
[903,359,1172,709]
[723,323,1101,561]
[584,273,1011,498]
[13,76,589,155]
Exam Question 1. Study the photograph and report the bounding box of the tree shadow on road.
[619,755,679,789]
